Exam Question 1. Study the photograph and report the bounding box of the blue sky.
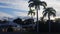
[0,0,60,19]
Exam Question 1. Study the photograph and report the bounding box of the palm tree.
[42,7,56,32]
[28,9,35,18]
[28,0,47,32]
[28,8,35,30]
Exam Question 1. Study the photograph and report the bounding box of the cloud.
[0,3,10,6]
[0,12,14,18]
[14,11,28,17]
[11,1,29,11]
[0,0,29,11]
[0,7,26,12]
[0,0,29,18]
[0,7,27,16]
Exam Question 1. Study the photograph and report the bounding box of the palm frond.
[28,9,35,15]
[42,10,48,14]
[52,9,56,13]
[28,10,31,15]
[28,0,34,3]
[41,1,47,6]
[42,11,45,14]
[40,1,47,9]
[28,12,30,15]
[33,12,35,15]
[43,12,47,17]
[28,3,35,7]
[51,12,56,17]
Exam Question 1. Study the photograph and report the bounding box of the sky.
[0,0,60,20]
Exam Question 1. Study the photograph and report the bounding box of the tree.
[13,18,22,25]
[42,7,56,32]
[28,0,47,32]
[42,7,56,20]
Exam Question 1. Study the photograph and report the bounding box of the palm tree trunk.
[48,16,50,32]
[31,13,34,29]
[36,7,39,32]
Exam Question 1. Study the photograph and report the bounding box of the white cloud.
[0,12,14,18]
[12,1,29,11]
[0,0,29,10]
[13,11,28,17]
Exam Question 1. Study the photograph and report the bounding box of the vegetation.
[42,7,56,32]
[0,19,8,24]
[13,18,22,25]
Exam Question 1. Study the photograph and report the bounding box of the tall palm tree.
[42,7,56,32]
[28,0,47,32]
[28,8,35,31]
[28,0,47,21]
[28,9,35,18]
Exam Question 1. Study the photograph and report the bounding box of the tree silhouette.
[42,7,56,32]
[28,0,47,21]
[42,7,56,20]
[0,19,8,24]
[3,19,8,23]
[13,18,22,25]
[28,0,47,32]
